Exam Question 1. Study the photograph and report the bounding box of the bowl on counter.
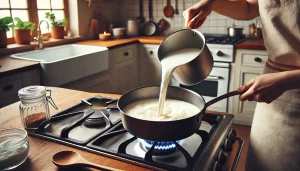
[0,128,29,170]
[112,28,126,39]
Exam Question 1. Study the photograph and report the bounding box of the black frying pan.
[143,0,158,36]
[118,86,240,141]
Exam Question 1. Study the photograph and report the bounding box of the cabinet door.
[233,66,264,125]
[139,44,161,86]
[112,44,138,94]
[64,73,113,93]
[114,59,138,94]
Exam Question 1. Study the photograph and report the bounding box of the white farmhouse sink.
[12,44,109,86]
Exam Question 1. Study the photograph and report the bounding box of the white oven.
[171,62,230,112]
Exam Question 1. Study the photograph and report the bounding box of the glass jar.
[0,128,29,170]
[18,86,57,130]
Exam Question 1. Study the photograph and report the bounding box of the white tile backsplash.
[116,0,260,35]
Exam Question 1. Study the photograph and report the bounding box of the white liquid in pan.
[124,48,201,121]
[123,98,200,121]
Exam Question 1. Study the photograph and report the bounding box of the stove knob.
[216,50,224,57]
[213,161,222,171]
[223,139,232,152]
[218,150,227,164]
[228,130,236,143]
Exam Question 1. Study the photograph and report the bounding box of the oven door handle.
[231,137,244,171]
[205,75,222,81]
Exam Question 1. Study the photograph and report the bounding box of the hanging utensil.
[175,0,179,15]
[143,0,158,36]
[136,0,145,24]
[163,0,174,18]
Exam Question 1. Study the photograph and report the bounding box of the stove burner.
[84,109,109,127]
[205,35,245,45]
[139,139,180,154]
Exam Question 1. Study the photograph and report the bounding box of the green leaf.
[44,12,68,27]
[0,16,13,31]
[11,17,35,30]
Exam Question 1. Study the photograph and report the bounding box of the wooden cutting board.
[94,9,108,33]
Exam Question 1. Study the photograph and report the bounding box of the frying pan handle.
[206,90,241,108]
[139,0,143,15]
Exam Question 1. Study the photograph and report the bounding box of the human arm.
[183,0,259,28]
[238,70,300,103]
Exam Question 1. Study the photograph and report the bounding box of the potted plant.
[0,16,13,48]
[12,17,35,44]
[45,12,68,39]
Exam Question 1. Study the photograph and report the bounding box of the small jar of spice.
[18,86,57,130]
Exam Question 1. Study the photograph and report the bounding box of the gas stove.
[205,35,246,45]
[28,96,243,171]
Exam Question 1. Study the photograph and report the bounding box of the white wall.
[119,0,259,35]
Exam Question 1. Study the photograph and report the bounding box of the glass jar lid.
[18,86,46,100]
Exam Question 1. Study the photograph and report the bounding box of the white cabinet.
[63,72,112,93]
[111,44,139,94]
[0,69,40,108]
[230,49,268,125]
[139,44,161,86]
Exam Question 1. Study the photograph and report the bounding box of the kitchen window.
[0,0,69,44]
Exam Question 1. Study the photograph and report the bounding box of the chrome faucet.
[34,20,49,50]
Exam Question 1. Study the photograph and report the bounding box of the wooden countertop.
[76,36,164,48]
[0,87,234,171]
[235,38,266,50]
[0,56,40,77]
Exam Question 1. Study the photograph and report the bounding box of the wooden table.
[0,87,237,171]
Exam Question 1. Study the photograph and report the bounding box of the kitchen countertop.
[0,56,40,77]
[1,36,266,77]
[76,36,165,48]
[235,38,266,50]
[0,36,165,76]
[0,87,237,171]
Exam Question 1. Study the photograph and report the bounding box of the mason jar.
[18,86,56,130]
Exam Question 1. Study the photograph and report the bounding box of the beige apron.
[245,0,300,170]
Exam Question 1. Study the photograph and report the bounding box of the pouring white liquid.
[157,48,200,117]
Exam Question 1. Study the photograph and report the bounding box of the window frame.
[1,0,69,45]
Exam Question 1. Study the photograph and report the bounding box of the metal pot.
[227,27,244,37]
[157,29,213,86]
[118,86,240,141]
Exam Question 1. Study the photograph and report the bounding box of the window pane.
[0,10,11,18]
[37,0,51,9]
[0,0,10,8]
[11,10,28,21]
[10,0,27,8]
[38,10,51,33]
[51,0,64,9]
[52,10,64,20]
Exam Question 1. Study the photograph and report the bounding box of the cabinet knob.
[254,57,262,62]
[149,51,153,55]
[124,52,129,56]
[2,85,14,91]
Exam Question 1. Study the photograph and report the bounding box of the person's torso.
[259,0,300,68]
